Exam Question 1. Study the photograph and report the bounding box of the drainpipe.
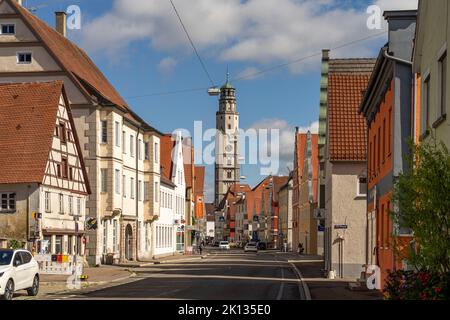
[136,127,141,261]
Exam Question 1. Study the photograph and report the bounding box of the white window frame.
[16,51,32,64]
[0,23,15,35]
[59,194,64,214]
[101,168,107,193]
[138,180,142,201]
[144,182,149,201]
[356,176,367,197]
[130,135,134,157]
[115,121,120,147]
[155,142,159,164]
[0,192,16,212]
[122,130,126,154]
[101,120,107,144]
[115,169,121,195]
[130,177,135,199]
[76,197,81,216]
[138,139,142,160]
[122,174,126,198]
[68,195,73,215]
[45,192,51,213]
[422,70,431,136]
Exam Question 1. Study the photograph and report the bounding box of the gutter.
[383,48,412,66]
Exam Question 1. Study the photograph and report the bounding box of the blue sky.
[23,0,417,201]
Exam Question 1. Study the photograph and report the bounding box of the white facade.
[153,182,176,257]
[0,0,162,264]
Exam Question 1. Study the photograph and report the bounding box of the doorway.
[125,224,133,260]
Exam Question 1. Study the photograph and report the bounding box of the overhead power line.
[169,0,216,87]
[125,30,387,100]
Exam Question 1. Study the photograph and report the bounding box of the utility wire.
[169,0,216,87]
[125,30,387,100]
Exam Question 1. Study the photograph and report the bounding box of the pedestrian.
[199,243,203,255]
[297,243,304,255]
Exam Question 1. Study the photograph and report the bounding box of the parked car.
[219,241,230,250]
[257,242,267,250]
[244,242,258,253]
[0,249,40,300]
[213,241,220,247]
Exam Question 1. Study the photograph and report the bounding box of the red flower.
[435,287,442,294]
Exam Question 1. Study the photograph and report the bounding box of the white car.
[0,249,40,300]
[244,242,258,253]
[219,241,230,250]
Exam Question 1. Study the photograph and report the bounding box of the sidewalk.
[115,252,209,267]
[284,254,384,300]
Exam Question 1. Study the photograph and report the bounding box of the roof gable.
[327,59,375,162]
[0,81,60,184]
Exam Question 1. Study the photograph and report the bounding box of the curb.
[289,262,312,300]
[39,271,137,298]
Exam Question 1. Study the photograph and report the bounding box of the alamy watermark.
[366,5,382,30]
[67,5,81,30]
[169,122,282,176]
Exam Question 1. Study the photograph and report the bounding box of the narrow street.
[42,250,305,300]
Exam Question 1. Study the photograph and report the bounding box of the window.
[144,142,149,160]
[59,194,64,214]
[123,175,126,198]
[130,177,135,199]
[45,192,51,212]
[59,122,66,143]
[1,24,15,35]
[17,52,32,64]
[227,171,232,179]
[68,196,73,215]
[138,180,142,201]
[130,135,134,157]
[55,235,63,254]
[357,177,367,197]
[438,51,447,121]
[56,164,61,178]
[369,142,373,178]
[103,221,107,254]
[113,220,118,252]
[155,182,159,202]
[76,197,81,216]
[155,143,159,163]
[101,120,107,143]
[115,169,120,195]
[55,125,59,137]
[377,127,381,171]
[0,193,16,212]
[115,121,120,147]
[122,131,126,153]
[373,134,376,176]
[69,167,73,180]
[388,108,392,155]
[422,75,431,136]
[101,169,107,193]
[144,182,149,201]
[61,158,68,178]
[20,251,32,264]
[138,139,142,160]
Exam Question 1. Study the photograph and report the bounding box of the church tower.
[215,73,240,206]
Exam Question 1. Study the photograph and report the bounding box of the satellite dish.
[208,87,220,96]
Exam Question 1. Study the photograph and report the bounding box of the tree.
[392,138,450,273]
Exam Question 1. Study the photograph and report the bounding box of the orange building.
[194,166,205,220]
[360,11,417,288]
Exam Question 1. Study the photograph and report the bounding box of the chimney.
[55,11,67,37]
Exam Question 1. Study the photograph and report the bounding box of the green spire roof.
[221,68,234,89]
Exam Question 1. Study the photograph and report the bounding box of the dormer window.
[1,24,15,35]
[17,52,32,64]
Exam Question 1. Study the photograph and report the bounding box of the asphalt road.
[52,250,305,300]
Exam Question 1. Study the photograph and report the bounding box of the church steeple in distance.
[214,71,241,207]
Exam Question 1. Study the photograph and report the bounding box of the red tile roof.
[0,81,61,184]
[194,166,205,197]
[7,0,161,134]
[328,59,375,161]
[160,135,175,180]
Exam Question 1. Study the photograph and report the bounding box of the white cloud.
[235,67,263,81]
[79,0,418,73]
[158,56,178,75]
